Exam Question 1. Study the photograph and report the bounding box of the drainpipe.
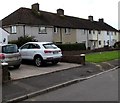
[87,30,89,49]
[60,28,62,44]
[97,32,99,48]
[23,25,25,38]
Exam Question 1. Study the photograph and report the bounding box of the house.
[2,3,119,49]
[0,28,9,44]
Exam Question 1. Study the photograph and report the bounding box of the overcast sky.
[0,0,119,29]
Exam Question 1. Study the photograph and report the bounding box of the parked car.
[0,44,22,69]
[19,42,62,67]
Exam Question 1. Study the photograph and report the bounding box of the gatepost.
[80,54,85,65]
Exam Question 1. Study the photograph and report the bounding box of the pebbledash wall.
[76,29,118,49]
[4,25,53,42]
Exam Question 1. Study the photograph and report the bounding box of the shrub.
[56,43,86,51]
[113,41,120,48]
[9,36,37,47]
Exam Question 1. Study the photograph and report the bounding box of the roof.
[2,7,118,31]
[0,28,10,35]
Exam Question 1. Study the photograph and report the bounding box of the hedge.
[56,43,86,51]
[9,36,37,47]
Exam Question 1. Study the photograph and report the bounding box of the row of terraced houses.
[1,3,119,49]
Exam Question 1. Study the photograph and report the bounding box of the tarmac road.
[2,59,119,102]
[25,69,118,101]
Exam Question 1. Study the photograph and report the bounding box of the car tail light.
[44,50,52,53]
[0,54,5,60]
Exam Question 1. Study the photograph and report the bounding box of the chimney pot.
[32,3,39,11]
[99,18,104,23]
[57,9,64,16]
[88,16,93,21]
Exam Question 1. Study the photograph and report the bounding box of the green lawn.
[85,50,120,63]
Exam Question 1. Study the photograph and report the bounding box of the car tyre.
[34,56,43,67]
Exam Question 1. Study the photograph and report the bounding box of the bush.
[9,36,37,47]
[56,43,86,51]
[113,41,120,48]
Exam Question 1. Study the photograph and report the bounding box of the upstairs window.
[99,40,101,45]
[39,26,47,34]
[65,28,71,34]
[107,31,109,35]
[11,26,17,34]
[54,27,58,33]
[89,30,91,34]
[93,30,95,34]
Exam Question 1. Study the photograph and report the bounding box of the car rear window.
[2,45,18,53]
[43,43,57,49]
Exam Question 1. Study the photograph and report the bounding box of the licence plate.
[6,57,18,61]
[53,51,58,54]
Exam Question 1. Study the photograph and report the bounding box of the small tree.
[9,36,37,47]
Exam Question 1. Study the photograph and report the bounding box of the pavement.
[10,62,80,80]
[2,59,119,103]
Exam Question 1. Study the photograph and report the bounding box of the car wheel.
[14,64,20,69]
[34,56,43,67]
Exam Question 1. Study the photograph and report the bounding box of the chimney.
[32,3,39,12]
[99,18,104,23]
[88,16,93,21]
[57,9,64,16]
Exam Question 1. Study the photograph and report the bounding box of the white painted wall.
[76,29,88,48]
[0,28,9,44]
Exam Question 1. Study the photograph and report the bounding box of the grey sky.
[0,0,119,29]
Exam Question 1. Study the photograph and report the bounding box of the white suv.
[19,42,62,67]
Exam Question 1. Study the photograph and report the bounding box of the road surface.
[26,69,118,101]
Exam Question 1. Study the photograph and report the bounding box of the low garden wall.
[61,54,85,65]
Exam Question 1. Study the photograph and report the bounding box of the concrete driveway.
[9,62,80,80]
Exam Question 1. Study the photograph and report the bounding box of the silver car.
[0,44,22,69]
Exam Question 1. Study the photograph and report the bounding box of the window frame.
[65,28,71,35]
[54,27,58,33]
[38,26,47,34]
[10,25,17,34]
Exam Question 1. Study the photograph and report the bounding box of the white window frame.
[107,31,109,35]
[39,26,47,34]
[54,27,58,33]
[11,26,17,34]
[65,28,71,34]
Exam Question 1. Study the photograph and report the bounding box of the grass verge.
[85,50,120,63]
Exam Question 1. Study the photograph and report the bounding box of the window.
[99,40,101,45]
[29,44,40,49]
[43,43,57,49]
[54,27,58,33]
[39,26,47,34]
[11,26,17,34]
[107,40,109,45]
[104,40,106,45]
[89,30,91,34]
[65,28,71,34]
[93,30,95,34]
[2,44,18,53]
[107,31,109,35]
